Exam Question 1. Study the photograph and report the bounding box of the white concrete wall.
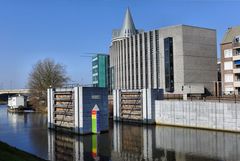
[155,100,240,132]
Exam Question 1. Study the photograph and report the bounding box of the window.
[234,35,240,43]
[224,61,233,70]
[224,74,233,82]
[224,86,234,95]
[164,37,174,92]
[224,49,232,58]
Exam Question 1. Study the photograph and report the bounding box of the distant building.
[92,54,109,88]
[109,8,217,95]
[221,26,240,95]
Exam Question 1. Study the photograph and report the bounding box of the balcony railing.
[233,42,240,48]
[233,55,240,61]
[233,68,240,73]
[234,81,240,87]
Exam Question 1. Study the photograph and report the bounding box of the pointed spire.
[120,8,137,37]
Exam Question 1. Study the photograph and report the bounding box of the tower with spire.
[112,8,141,41]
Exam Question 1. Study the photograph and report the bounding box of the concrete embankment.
[155,100,240,132]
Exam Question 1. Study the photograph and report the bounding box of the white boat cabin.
[8,95,26,109]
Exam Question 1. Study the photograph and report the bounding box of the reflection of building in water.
[48,131,111,161]
[112,122,240,161]
[7,112,25,131]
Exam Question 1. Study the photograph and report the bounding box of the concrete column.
[133,35,137,89]
[113,90,117,120]
[122,39,126,89]
[142,89,147,121]
[159,31,164,89]
[47,88,51,128]
[147,32,152,88]
[50,88,54,128]
[112,43,116,90]
[113,89,120,120]
[74,87,79,133]
[126,39,129,89]
[79,86,83,129]
[129,37,133,89]
[117,90,120,119]
[117,41,121,89]
[137,34,142,89]
[120,40,123,89]
[142,33,147,89]
[147,88,152,122]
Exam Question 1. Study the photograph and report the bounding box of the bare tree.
[28,58,69,111]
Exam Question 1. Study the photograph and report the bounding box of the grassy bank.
[0,141,47,161]
[0,101,7,105]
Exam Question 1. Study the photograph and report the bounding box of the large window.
[164,37,174,92]
[224,74,233,82]
[224,49,232,58]
[224,61,233,70]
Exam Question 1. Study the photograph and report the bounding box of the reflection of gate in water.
[48,131,111,161]
[48,132,77,161]
[121,124,142,155]
[54,134,74,161]
[112,123,153,160]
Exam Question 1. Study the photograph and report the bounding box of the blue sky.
[0,0,239,89]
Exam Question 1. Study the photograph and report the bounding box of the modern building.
[109,8,217,95]
[92,54,109,88]
[221,26,240,95]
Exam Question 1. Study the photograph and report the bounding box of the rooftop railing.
[233,42,240,48]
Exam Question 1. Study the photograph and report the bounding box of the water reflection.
[0,105,48,159]
[48,122,240,161]
[48,131,111,161]
[1,105,240,161]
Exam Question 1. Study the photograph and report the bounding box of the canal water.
[1,104,240,161]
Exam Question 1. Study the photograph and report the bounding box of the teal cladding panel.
[92,54,109,88]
